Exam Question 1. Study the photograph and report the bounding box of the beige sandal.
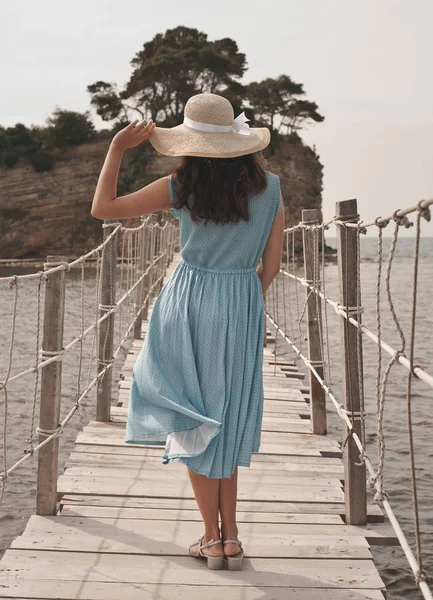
[189,536,224,570]
[223,538,244,570]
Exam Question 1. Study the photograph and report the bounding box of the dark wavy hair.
[171,153,268,224]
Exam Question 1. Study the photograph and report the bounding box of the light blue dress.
[125,171,281,478]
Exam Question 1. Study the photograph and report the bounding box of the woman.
[91,92,284,571]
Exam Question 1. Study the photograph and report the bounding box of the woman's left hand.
[112,119,156,151]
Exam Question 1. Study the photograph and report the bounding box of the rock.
[0,135,323,259]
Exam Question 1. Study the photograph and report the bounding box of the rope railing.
[264,197,432,599]
[0,213,178,513]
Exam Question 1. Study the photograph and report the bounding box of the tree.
[46,108,96,147]
[280,99,324,134]
[87,81,134,122]
[247,75,324,134]
[87,26,247,125]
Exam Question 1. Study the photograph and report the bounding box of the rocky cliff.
[0,136,323,259]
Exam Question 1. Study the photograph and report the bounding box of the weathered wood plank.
[64,455,345,478]
[78,425,341,450]
[57,474,344,503]
[0,587,388,600]
[17,516,394,546]
[74,435,338,457]
[70,445,344,464]
[0,551,386,590]
[59,505,344,524]
[58,494,385,521]
[62,465,343,489]
[12,517,375,558]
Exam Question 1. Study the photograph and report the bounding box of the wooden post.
[97,221,118,422]
[302,209,326,435]
[36,255,66,515]
[336,198,367,525]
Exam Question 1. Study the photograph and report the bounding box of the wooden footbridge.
[0,251,396,600]
[2,197,433,599]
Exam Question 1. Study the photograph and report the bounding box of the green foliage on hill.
[88,25,324,142]
[0,109,97,172]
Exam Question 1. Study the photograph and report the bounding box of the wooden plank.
[79,425,340,450]
[56,474,345,503]
[59,505,345,524]
[70,444,345,465]
[109,414,313,434]
[0,550,386,590]
[58,494,385,521]
[64,454,345,477]
[62,465,343,489]
[0,587,391,600]
[74,434,338,457]
[17,515,394,545]
[12,517,374,559]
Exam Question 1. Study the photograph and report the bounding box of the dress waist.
[179,258,257,274]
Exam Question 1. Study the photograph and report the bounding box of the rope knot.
[417,200,431,222]
[368,474,378,488]
[416,568,431,588]
[8,276,18,291]
[374,216,390,229]
[392,209,413,229]
[36,424,64,438]
[410,361,424,378]
[0,471,7,482]
[374,489,390,503]
[341,428,354,448]
[355,449,366,466]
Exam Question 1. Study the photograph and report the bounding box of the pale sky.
[2,0,432,236]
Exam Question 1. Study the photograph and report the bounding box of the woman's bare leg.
[187,468,223,556]
[219,467,240,556]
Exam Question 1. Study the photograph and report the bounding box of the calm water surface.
[0,237,432,600]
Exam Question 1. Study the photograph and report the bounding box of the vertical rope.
[407,206,429,587]
[355,227,366,465]
[0,277,19,502]
[87,251,101,388]
[75,263,85,408]
[321,226,332,389]
[292,229,302,358]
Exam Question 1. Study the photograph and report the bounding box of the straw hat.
[149,92,271,159]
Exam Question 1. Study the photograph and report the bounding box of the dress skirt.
[125,258,265,479]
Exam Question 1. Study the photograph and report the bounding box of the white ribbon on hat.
[183,111,253,136]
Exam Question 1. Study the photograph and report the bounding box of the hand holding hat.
[112,119,156,151]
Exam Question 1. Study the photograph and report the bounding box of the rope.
[0,216,177,504]
[102,221,122,229]
[36,424,64,438]
[407,204,426,587]
[265,200,433,599]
